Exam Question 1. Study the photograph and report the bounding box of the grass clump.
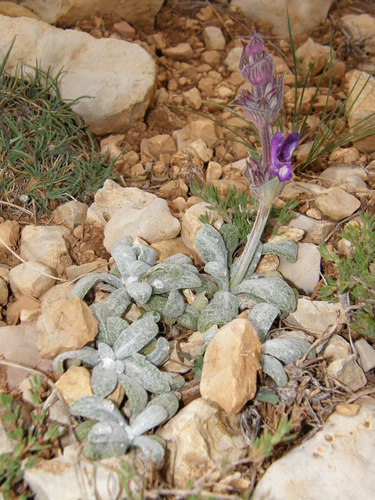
[319,211,375,338]
[0,46,115,212]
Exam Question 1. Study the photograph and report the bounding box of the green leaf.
[198,290,239,332]
[113,315,159,359]
[71,273,123,299]
[262,337,312,365]
[146,262,202,294]
[194,224,228,265]
[248,303,280,343]
[123,354,171,394]
[126,281,153,304]
[262,240,298,263]
[70,395,124,424]
[261,354,288,387]
[91,365,119,398]
[118,373,148,418]
[132,435,165,463]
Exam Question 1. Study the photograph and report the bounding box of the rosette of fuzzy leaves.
[71,392,179,462]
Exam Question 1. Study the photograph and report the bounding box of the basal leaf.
[198,290,239,332]
[113,316,159,359]
[110,237,137,278]
[261,354,288,387]
[71,273,123,299]
[123,354,171,394]
[127,404,168,440]
[194,224,228,265]
[126,281,153,304]
[118,373,148,418]
[146,263,202,294]
[132,435,165,463]
[145,337,170,366]
[91,364,119,398]
[262,338,312,365]
[70,395,124,423]
[232,277,296,312]
[53,347,99,372]
[248,303,280,343]
[262,240,298,263]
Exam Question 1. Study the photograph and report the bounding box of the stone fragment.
[289,214,335,244]
[20,225,72,276]
[278,243,321,295]
[163,43,193,61]
[200,319,262,414]
[346,70,375,152]
[186,138,213,162]
[295,38,332,76]
[319,166,367,190]
[173,119,219,150]
[52,201,88,230]
[327,354,367,391]
[36,296,98,358]
[329,147,361,164]
[0,277,8,305]
[113,20,136,38]
[0,420,14,455]
[315,187,361,221]
[255,254,279,274]
[157,179,188,200]
[0,1,39,18]
[158,398,246,487]
[141,134,176,160]
[182,87,202,110]
[355,338,375,372]
[253,398,375,500]
[224,47,242,72]
[151,237,198,263]
[22,0,164,29]
[0,15,156,134]
[286,298,346,337]
[206,161,222,180]
[268,226,304,243]
[203,26,226,51]
[323,335,351,362]
[87,180,157,226]
[65,259,108,282]
[39,282,73,307]
[0,220,20,250]
[335,403,360,416]
[0,323,52,388]
[103,197,181,251]
[201,50,221,66]
[341,14,375,56]
[6,296,41,325]
[181,202,222,252]
[232,0,334,36]
[55,365,93,406]
[281,181,325,200]
[9,261,55,299]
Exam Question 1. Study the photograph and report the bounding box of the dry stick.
[0,200,33,216]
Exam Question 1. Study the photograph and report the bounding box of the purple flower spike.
[270,131,300,182]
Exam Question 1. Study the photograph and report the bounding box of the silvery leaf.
[204,261,229,291]
[118,373,148,418]
[262,338,311,365]
[145,337,170,366]
[113,316,159,359]
[132,435,165,463]
[261,354,288,387]
[176,304,200,330]
[91,364,119,398]
[126,281,153,304]
[143,295,167,314]
[194,275,217,295]
[194,224,228,265]
[147,392,179,419]
[127,404,168,440]
[202,327,219,343]
[219,224,240,261]
[105,316,129,346]
[103,287,132,317]
[163,372,185,390]
[110,238,137,278]
[133,244,156,266]
[248,303,280,343]
[262,240,298,263]
[128,260,151,278]
[163,253,193,266]
[198,291,239,332]
[88,420,129,445]
[192,292,209,312]
[53,347,99,372]
[123,354,170,394]
[71,273,123,299]
[146,263,202,294]
[164,290,186,320]
[70,395,124,423]
[84,440,128,460]
[232,277,296,312]
[98,342,115,360]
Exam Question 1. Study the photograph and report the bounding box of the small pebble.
[335,403,360,417]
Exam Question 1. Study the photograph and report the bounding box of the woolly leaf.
[145,337,170,366]
[163,372,185,390]
[198,291,239,332]
[70,395,124,424]
[71,273,123,299]
[194,274,218,296]
[84,440,128,460]
[113,315,159,359]
[143,295,167,314]
[147,392,179,419]
[261,354,288,387]
[128,260,151,278]
[118,373,148,418]
[219,224,240,260]
[164,289,186,324]
[133,244,157,266]
[176,304,200,330]
[146,263,202,293]
[91,364,118,398]
[195,224,228,265]
[127,404,168,440]
[53,347,99,372]
[204,261,229,291]
[132,435,165,463]
[110,237,137,278]
[126,281,153,304]
[262,240,298,263]
[88,421,129,446]
[98,342,115,360]
[248,303,280,343]
[163,253,193,266]
[105,316,129,346]
[262,338,311,365]
[232,277,296,312]
[124,354,171,394]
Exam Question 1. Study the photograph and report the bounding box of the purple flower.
[270,131,300,182]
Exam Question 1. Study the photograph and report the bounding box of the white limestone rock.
[278,242,321,295]
[315,187,361,221]
[9,261,55,299]
[289,213,335,245]
[0,15,156,134]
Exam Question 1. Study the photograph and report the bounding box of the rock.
[289,214,335,244]
[224,47,242,72]
[232,0,334,36]
[103,197,181,251]
[65,259,108,281]
[158,398,247,487]
[315,187,361,221]
[323,335,351,362]
[55,365,93,406]
[341,14,375,56]
[286,298,346,337]
[346,70,375,152]
[327,354,367,391]
[9,261,55,299]
[0,220,20,250]
[181,202,222,252]
[203,26,226,51]
[182,87,202,110]
[281,181,325,200]
[268,226,304,243]
[36,296,98,358]
[141,134,176,161]
[201,50,221,67]
[186,138,213,163]
[256,254,279,274]
[20,225,72,276]
[206,161,223,180]
[253,398,375,500]
[329,147,361,164]
[6,296,41,325]
[173,118,219,150]
[151,237,199,263]
[0,323,52,388]
[52,201,88,230]
[39,282,73,307]
[22,0,164,29]
[0,277,8,305]
[0,15,156,135]
[0,1,39,18]
[355,338,375,372]
[295,38,332,76]
[319,166,367,190]
[113,20,136,38]
[278,243,321,295]
[157,179,188,200]
[200,319,262,414]
[163,43,194,61]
